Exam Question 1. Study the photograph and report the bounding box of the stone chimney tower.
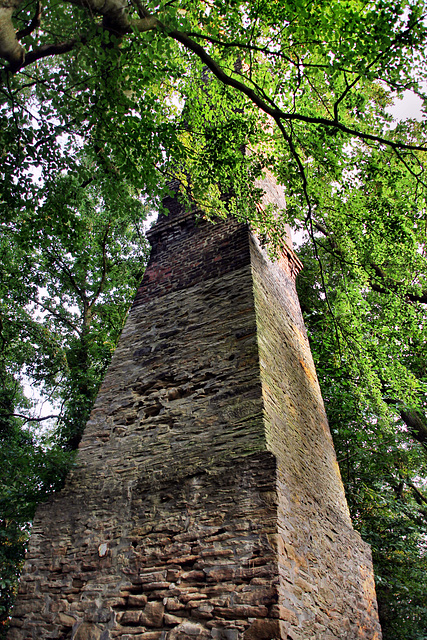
[8,182,382,640]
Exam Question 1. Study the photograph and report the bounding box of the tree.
[297,241,427,639]
[0,0,426,637]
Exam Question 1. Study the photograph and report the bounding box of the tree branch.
[2,3,426,157]
[0,0,25,68]
[400,409,427,446]
[1,0,157,73]
[186,31,313,69]
[370,281,427,304]
[312,218,427,304]
[15,0,41,40]
[3,412,59,423]
[333,13,426,121]
[43,245,88,305]
[28,295,81,335]
[22,36,86,68]
[405,478,427,506]
[89,221,110,307]
[165,28,427,153]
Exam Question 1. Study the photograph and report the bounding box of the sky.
[388,89,424,121]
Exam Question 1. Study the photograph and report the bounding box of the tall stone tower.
[8,183,382,640]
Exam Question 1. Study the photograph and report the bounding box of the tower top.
[148,172,298,275]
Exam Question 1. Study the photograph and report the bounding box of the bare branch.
[27,295,82,335]
[3,412,59,423]
[89,221,111,307]
[16,0,41,40]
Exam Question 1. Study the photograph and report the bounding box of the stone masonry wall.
[8,197,382,640]
[250,237,382,639]
[8,211,279,640]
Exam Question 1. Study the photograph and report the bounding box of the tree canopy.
[0,0,427,637]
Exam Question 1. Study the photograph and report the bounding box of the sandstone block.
[142,582,170,591]
[214,605,269,619]
[166,569,182,582]
[128,594,148,607]
[243,618,280,639]
[205,567,235,583]
[211,629,239,640]
[234,587,277,606]
[278,606,299,625]
[168,621,209,639]
[164,613,183,625]
[73,622,102,640]
[180,593,207,604]
[117,610,141,625]
[163,598,186,611]
[181,570,205,582]
[140,602,164,627]
[56,612,76,627]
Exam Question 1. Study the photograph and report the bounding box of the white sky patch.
[292,227,309,248]
[387,89,425,122]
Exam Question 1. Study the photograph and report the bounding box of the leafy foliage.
[297,240,427,639]
[0,410,69,630]
[0,0,427,637]
[0,162,149,634]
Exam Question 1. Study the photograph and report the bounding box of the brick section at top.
[133,197,251,307]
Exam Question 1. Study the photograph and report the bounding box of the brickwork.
[8,192,382,639]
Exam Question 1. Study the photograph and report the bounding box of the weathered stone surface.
[8,187,381,639]
[56,612,76,627]
[140,602,164,627]
[74,622,102,640]
[243,618,280,639]
[168,620,210,638]
[128,594,148,608]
